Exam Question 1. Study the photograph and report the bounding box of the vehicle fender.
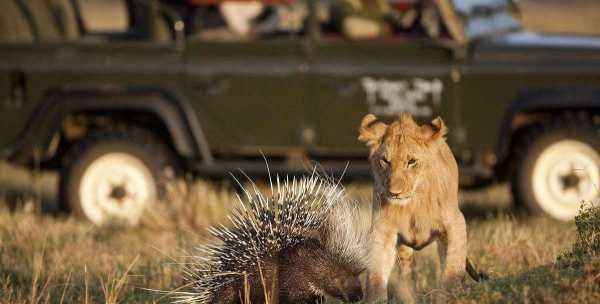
[9,87,213,165]
[495,86,600,169]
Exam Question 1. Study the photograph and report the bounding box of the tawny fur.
[358,113,480,303]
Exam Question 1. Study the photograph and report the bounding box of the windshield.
[442,0,520,42]
[446,0,600,42]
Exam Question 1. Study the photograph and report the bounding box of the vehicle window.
[0,0,34,42]
[188,0,312,41]
[76,0,129,33]
[320,0,446,41]
[2,0,81,42]
[74,0,173,43]
[52,0,80,40]
[452,0,519,41]
[183,0,447,42]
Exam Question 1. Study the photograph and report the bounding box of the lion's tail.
[466,258,489,282]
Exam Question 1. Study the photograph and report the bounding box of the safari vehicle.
[0,0,598,225]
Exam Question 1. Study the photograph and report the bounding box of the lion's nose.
[388,178,410,197]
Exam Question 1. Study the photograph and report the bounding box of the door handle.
[336,82,357,98]
[207,79,229,96]
[6,70,26,108]
[192,79,230,97]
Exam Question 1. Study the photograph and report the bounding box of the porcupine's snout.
[328,276,363,302]
[344,277,364,302]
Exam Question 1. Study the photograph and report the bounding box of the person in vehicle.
[219,1,265,37]
[387,0,442,37]
[330,0,440,40]
[189,0,307,40]
[331,0,395,39]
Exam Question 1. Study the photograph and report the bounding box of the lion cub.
[359,113,481,303]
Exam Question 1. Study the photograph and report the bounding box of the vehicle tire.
[511,114,600,221]
[59,129,173,226]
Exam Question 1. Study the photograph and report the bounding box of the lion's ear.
[358,114,387,150]
[428,116,448,142]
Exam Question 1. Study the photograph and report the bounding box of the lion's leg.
[366,224,398,303]
[436,237,447,283]
[440,213,468,287]
[390,245,417,304]
[432,240,443,286]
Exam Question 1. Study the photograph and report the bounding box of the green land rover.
[0,0,598,225]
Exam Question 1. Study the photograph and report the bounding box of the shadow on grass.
[0,182,61,215]
[456,258,589,303]
[460,201,526,221]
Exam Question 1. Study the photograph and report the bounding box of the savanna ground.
[0,161,598,304]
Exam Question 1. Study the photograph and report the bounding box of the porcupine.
[174,174,370,304]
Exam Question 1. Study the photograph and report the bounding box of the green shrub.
[559,202,600,261]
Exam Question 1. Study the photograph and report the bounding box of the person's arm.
[434,0,466,43]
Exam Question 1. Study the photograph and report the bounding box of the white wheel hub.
[79,153,156,225]
[532,140,600,221]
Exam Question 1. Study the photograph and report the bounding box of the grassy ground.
[0,163,597,303]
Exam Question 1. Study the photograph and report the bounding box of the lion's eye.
[379,157,390,168]
[407,158,417,168]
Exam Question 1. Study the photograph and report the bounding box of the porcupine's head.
[278,238,365,302]
[276,188,369,303]
[175,174,369,304]
[317,189,370,302]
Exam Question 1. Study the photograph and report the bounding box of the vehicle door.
[183,3,308,157]
[309,6,457,157]
[29,0,182,97]
[0,0,36,151]
[0,0,182,153]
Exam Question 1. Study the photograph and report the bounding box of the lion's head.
[358,113,449,206]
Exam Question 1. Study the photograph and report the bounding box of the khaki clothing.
[333,0,392,39]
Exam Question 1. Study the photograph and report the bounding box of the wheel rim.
[79,152,156,225]
[532,140,600,221]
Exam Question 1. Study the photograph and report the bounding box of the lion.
[358,113,484,303]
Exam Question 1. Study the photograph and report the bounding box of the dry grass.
[0,163,597,303]
[0,162,237,303]
[453,203,600,304]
